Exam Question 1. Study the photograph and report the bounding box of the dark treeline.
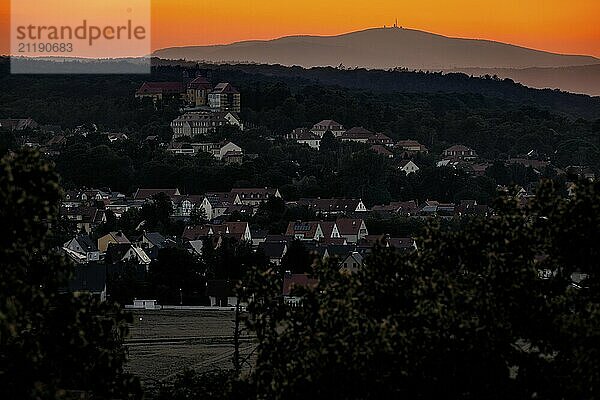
[50,132,506,206]
[188,61,600,119]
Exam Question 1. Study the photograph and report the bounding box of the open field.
[125,310,255,389]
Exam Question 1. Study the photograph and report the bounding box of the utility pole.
[232,296,242,373]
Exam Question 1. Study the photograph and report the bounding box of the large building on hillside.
[187,76,213,107]
[135,82,186,102]
[136,76,241,112]
[443,145,478,160]
[311,120,346,138]
[171,111,243,138]
[209,83,241,113]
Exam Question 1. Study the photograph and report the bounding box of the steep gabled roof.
[230,188,278,201]
[444,144,475,153]
[336,218,365,236]
[182,225,214,241]
[206,192,237,207]
[259,242,288,259]
[345,126,373,135]
[311,120,344,130]
[396,139,423,147]
[326,244,355,259]
[144,232,168,248]
[211,83,239,94]
[370,145,393,156]
[75,234,98,253]
[399,159,418,169]
[105,243,134,263]
[188,76,212,90]
[103,231,130,245]
[319,221,337,239]
[136,82,185,95]
[224,222,249,241]
[285,221,321,239]
[368,132,393,143]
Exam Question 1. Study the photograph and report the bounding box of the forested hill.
[160,61,600,120]
[2,57,600,121]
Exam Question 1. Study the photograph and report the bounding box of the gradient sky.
[2,0,600,57]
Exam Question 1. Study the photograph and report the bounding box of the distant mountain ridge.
[447,64,600,97]
[153,27,600,70]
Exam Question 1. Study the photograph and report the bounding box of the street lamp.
[179,288,183,305]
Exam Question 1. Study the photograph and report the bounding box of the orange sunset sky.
[1,0,600,57]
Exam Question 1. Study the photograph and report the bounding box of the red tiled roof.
[296,198,363,213]
[444,145,475,153]
[285,221,320,239]
[336,218,365,236]
[319,221,337,238]
[188,76,212,90]
[345,126,373,135]
[224,222,249,241]
[182,225,213,241]
[311,120,344,130]
[367,132,393,144]
[397,139,426,148]
[230,188,278,201]
[211,83,239,94]
[370,145,393,156]
[136,82,185,95]
[320,237,347,245]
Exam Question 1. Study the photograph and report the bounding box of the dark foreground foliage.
[0,149,141,399]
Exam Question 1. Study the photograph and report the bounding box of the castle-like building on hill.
[135,73,241,113]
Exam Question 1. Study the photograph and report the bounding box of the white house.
[259,242,288,266]
[310,119,345,138]
[339,252,364,274]
[222,112,244,130]
[106,243,151,267]
[399,160,420,175]
[201,192,240,220]
[443,145,477,160]
[171,112,231,138]
[130,299,160,310]
[296,132,321,150]
[336,218,369,244]
[216,142,243,160]
[63,235,100,264]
